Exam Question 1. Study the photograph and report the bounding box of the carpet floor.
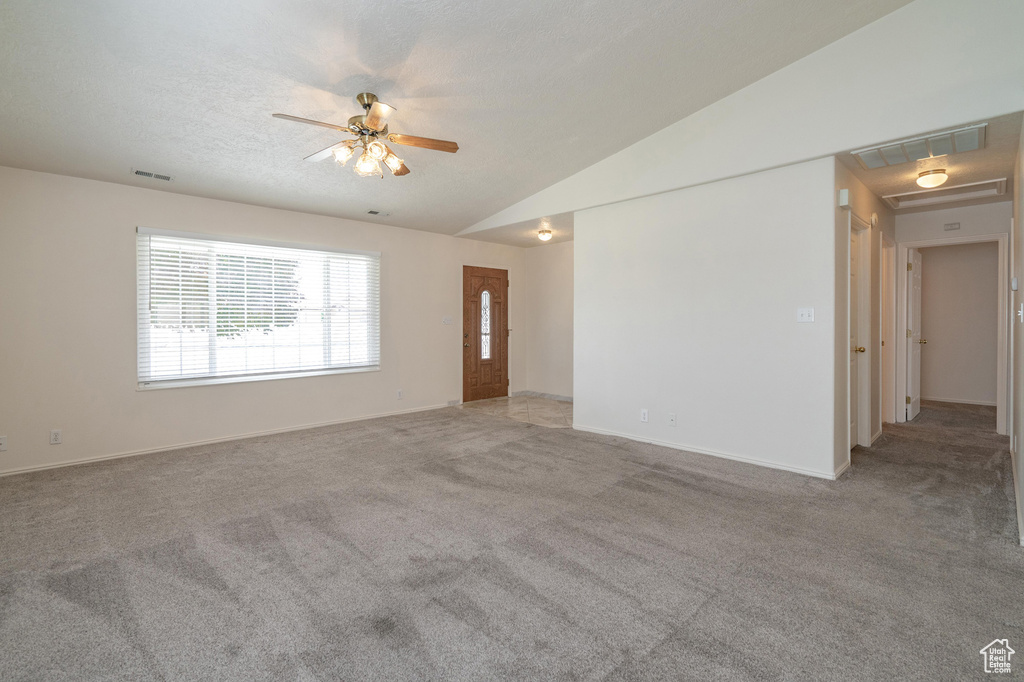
[0,401,1021,680]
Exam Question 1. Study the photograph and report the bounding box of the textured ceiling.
[0,0,912,236]
[837,112,1021,213]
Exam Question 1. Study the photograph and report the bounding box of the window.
[137,228,380,388]
[480,289,491,360]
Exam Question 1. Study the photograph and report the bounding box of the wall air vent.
[131,168,173,182]
[882,178,1006,210]
[851,124,987,170]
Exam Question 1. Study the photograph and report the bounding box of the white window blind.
[137,229,380,388]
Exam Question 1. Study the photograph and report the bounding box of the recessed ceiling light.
[538,229,552,241]
[917,169,948,188]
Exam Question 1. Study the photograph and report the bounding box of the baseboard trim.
[921,397,997,407]
[870,430,883,445]
[510,390,573,403]
[571,424,841,480]
[0,403,450,478]
[833,460,852,479]
[1011,447,1023,547]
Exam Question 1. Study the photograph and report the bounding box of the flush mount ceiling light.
[538,229,552,241]
[273,92,460,178]
[917,169,948,188]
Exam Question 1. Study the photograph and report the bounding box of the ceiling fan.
[273,93,459,178]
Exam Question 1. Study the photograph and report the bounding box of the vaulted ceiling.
[0,0,912,235]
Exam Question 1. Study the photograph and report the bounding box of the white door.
[850,232,860,448]
[906,248,923,420]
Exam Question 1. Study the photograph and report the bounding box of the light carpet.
[0,401,1020,680]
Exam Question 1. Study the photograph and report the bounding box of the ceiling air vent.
[882,178,1006,210]
[131,168,173,182]
[851,124,987,170]
[366,210,390,216]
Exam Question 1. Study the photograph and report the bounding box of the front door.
[906,248,923,420]
[463,266,509,402]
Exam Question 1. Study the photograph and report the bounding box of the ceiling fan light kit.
[273,92,459,180]
[538,229,552,241]
[332,142,356,165]
[354,153,383,178]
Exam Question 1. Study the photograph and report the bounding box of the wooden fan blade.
[387,133,459,153]
[364,102,396,132]
[304,141,352,162]
[272,113,353,134]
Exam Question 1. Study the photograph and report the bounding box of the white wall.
[523,241,573,398]
[896,202,1012,243]
[464,0,1024,235]
[0,166,529,475]
[574,157,839,478]
[919,243,999,405]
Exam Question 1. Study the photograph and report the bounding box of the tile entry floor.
[458,395,573,428]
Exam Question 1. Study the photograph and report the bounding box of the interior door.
[850,232,860,448]
[906,248,923,420]
[463,266,509,402]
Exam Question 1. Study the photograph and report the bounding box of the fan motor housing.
[347,114,386,137]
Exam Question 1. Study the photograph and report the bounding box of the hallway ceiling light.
[916,169,948,188]
[538,229,552,241]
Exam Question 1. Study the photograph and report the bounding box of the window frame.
[136,226,381,390]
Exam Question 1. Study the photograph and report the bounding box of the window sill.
[137,365,380,391]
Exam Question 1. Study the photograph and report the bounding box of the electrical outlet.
[640,409,649,423]
[397,389,403,400]
[668,413,677,427]
[49,429,62,445]
[0,436,7,452]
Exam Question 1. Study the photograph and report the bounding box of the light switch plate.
[797,307,815,323]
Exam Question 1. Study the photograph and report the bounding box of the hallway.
[851,400,1016,544]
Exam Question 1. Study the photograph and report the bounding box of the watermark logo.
[980,639,1014,674]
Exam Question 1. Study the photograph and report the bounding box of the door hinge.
[907,329,912,338]
[881,340,884,346]
[906,396,912,404]
[907,262,913,271]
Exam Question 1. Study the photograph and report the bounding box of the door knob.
[918,339,928,345]
[855,346,866,353]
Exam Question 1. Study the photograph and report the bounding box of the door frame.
[850,212,872,448]
[881,233,897,425]
[461,261,515,402]
[895,233,1008,433]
